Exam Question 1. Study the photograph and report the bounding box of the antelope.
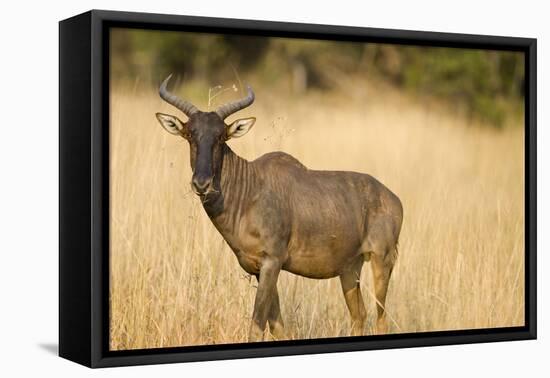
[155,75,403,341]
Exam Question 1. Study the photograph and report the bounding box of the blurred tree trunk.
[292,60,308,94]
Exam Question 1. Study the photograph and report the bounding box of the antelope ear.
[226,117,256,139]
[156,113,186,136]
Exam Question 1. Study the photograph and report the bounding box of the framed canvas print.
[59,10,537,368]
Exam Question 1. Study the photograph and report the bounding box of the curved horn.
[215,85,255,120]
[159,74,199,117]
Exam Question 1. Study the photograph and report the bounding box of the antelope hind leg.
[339,258,367,336]
[370,249,396,334]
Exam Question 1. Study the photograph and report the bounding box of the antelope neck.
[202,144,255,223]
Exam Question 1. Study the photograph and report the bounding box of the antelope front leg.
[267,286,286,340]
[249,258,281,342]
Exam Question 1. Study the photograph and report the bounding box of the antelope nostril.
[192,176,212,193]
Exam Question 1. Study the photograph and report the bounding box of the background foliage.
[111,28,524,127]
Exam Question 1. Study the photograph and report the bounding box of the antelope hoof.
[269,321,287,340]
[248,322,265,342]
[351,322,365,336]
[376,316,388,334]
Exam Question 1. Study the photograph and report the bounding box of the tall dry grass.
[109,82,524,350]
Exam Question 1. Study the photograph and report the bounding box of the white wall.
[0,0,546,376]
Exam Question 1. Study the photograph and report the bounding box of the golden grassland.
[109,81,524,350]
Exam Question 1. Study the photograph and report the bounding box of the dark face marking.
[157,109,255,198]
[184,112,227,196]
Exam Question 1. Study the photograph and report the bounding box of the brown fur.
[157,109,403,341]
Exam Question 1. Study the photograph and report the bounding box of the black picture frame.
[59,9,537,368]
